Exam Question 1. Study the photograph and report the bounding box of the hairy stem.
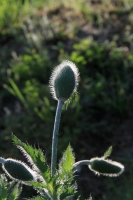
[51,100,64,176]
[73,160,90,168]
[0,157,5,163]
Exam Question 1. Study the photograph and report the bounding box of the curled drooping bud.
[89,157,124,177]
[2,158,36,182]
[49,60,79,102]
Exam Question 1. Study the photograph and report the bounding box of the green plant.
[3,52,53,121]
[0,60,124,199]
[69,38,133,116]
[0,174,22,200]
[0,0,47,33]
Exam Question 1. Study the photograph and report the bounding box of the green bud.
[89,157,124,177]
[2,158,36,182]
[49,60,79,102]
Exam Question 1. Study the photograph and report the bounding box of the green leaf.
[58,144,75,180]
[7,182,22,200]
[59,184,75,199]
[31,177,60,199]
[0,175,22,200]
[56,145,77,199]
[0,175,7,199]
[103,146,112,159]
[29,181,52,200]
[8,78,29,110]
[63,91,78,109]
[30,181,48,190]
[12,134,51,183]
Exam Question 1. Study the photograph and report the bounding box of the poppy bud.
[2,158,36,182]
[49,60,79,102]
[89,157,124,177]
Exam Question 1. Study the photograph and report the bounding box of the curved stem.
[51,100,64,177]
[73,160,90,169]
[0,157,5,163]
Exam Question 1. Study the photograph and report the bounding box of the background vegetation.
[0,0,133,199]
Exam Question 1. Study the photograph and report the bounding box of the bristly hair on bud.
[49,60,79,102]
[2,158,37,183]
[89,157,124,177]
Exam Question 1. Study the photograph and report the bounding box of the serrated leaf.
[58,144,75,181]
[30,181,48,189]
[103,146,112,159]
[29,181,52,199]
[12,134,51,183]
[0,175,8,199]
[59,145,75,173]
[59,185,75,199]
[45,176,60,199]
[7,181,22,200]
[31,177,59,199]
[63,91,78,109]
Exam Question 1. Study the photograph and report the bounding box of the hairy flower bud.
[89,157,124,177]
[49,60,79,102]
[2,158,36,182]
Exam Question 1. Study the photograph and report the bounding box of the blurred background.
[0,0,133,199]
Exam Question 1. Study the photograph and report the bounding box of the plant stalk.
[51,100,64,176]
[0,157,5,163]
[73,160,90,168]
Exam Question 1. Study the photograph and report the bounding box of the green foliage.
[0,174,22,200]
[4,52,54,122]
[0,0,48,33]
[8,53,51,116]
[11,52,52,84]
[103,146,113,159]
[0,133,124,199]
[4,78,29,110]
[0,175,9,199]
[6,181,22,200]
[59,144,75,177]
[69,38,133,115]
[12,134,51,183]
[0,0,21,32]
[11,134,78,199]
